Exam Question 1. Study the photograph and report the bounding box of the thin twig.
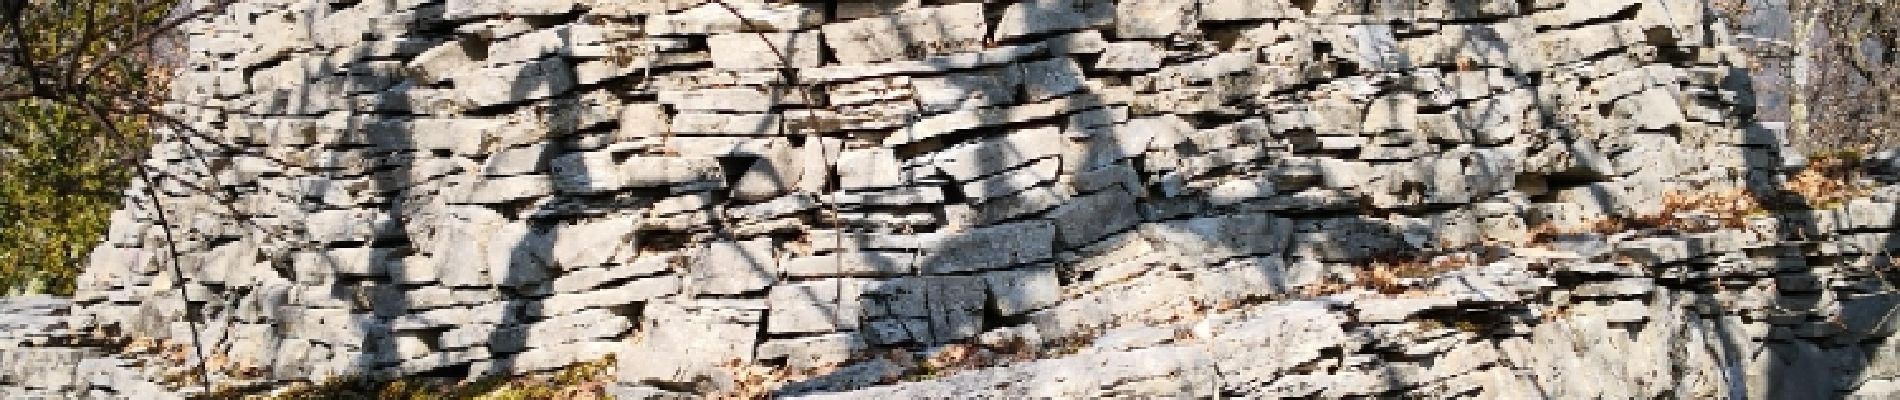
[704,1,849,303]
[77,0,233,86]
[77,100,213,396]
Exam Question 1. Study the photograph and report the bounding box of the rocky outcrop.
[5,0,1900,398]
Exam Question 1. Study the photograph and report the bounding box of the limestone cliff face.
[5,0,1900,398]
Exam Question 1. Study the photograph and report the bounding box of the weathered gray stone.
[1116,0,1197,38]
[690,239,777,295]
[541,277,679,315]
[550,152,724,192]
[837,148,905,190]
[934,127,1065,181]
[766,278,867,334]
[1617,87,1688,130]
[447,175,554,204]
[1095,42,1165,71]
[481,143,549,176]
[920,220,1057,274]
[780,252,916,277]
[658,88,790,112]
[408,40,478,84]
[962,157,1063,202]
[910,66,1023,113]
[617,300,765,387]
[1617,237,1693,265]
[453,57,575,107]
[1839,199,1896,230]
[444,0,579,18]
[822,3,987,64]
[1200,0,1303,20]
[862,276,987,344]
[993,0,1114,40]
[757,333,867,370]
[290,247,394,283]
[669,113,778,136]
[1047,189,1141,248]
[709,31,822,69]
[984,268,1062,316]
[645,3,819,34]
[1020,58,1087,101]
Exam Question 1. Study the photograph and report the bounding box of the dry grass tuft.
[222,355,616,400]
[1300,254,1475,298]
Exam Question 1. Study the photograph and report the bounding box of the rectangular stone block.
[484,26,575,66]
[482,143,550,176]
[303,209,397,243]
[645,3,820,35]
[766,279,868,334]
[408,40,478,84]
[573,46,708,85]
[836,148,905,190]
[984,268,1061,316]
[670,113,780,136]
[447,175,554,204]
[1096,42,1164,71]
[934,127,1065,181]
[547,214,640,268]
[781,252,917,277]
[910,66,1024,113]
[1613,87,1687,131]
[1200,0,1303,20]
[552,253,676,293]
[921,220,1057,274]
[658,88,790,112]
[549,152,724,192]
[617,300,765,385]
[758,333,867,370]
[1839,200,1897,231]
[994,0,1115,40]
[543,276,681,315]
[444,0,579,18]
[1354,298,1456,323]
[1139,213,1293,262]
[290,247,395,283]
[691,239,777,295]
[528,308,633,346]
[453,57,575,107]
[798,34,1093,83]
[822,3,987,64]
[962,157,1062,202]
[709,31,822,69]
[729,193,820,221]
[1117,0,1196,38]
[1047,188,1142,248]
[884,96,1097,146]
[1531,23,1632,68]
[861,276,986,345]
[1021,58,1087,101]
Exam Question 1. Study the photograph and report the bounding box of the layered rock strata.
[6,0,1900,398]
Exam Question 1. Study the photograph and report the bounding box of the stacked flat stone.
[5,0,1900,398]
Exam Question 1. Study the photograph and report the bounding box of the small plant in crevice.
[1528,153,1875,245]
[1299,253,1475,298]
[1780,152,1873,210]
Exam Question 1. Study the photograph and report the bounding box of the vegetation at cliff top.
[0,0,182,295]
